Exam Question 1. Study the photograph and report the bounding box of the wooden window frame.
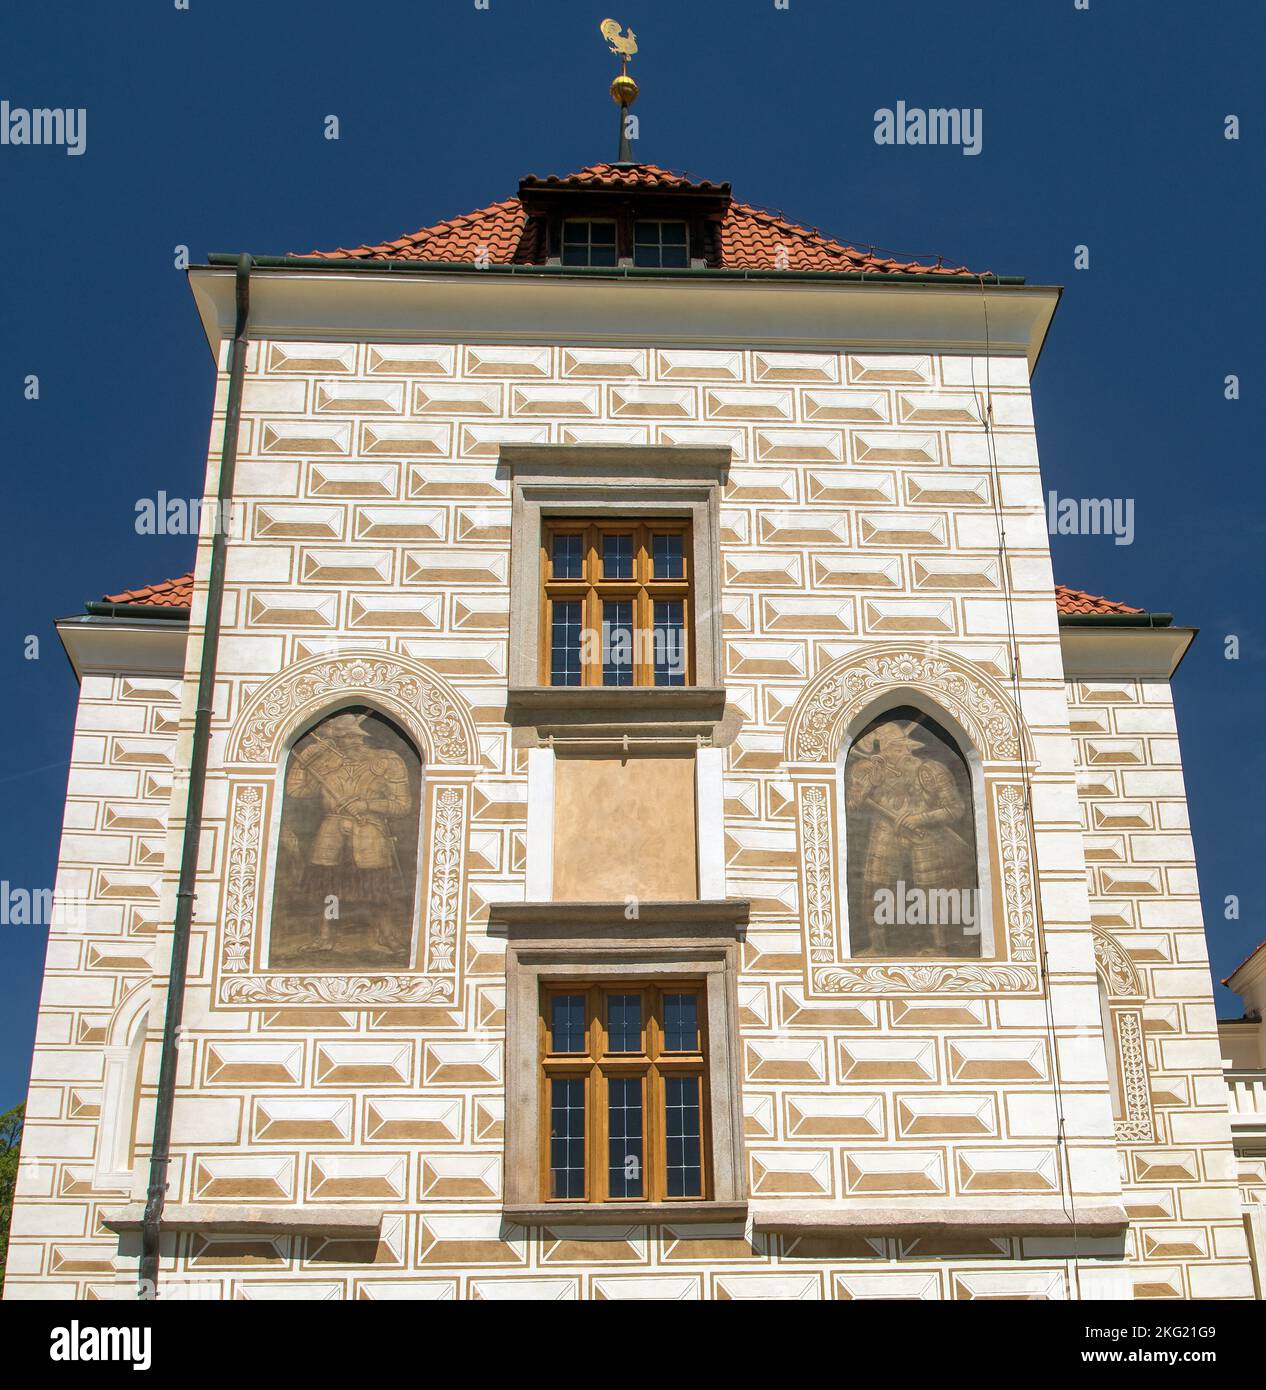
[560,218,618,268]
[539,982,710,1205]
[541,520,693,688]
[632,218,690,269]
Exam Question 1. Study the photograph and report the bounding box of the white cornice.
[1059,625,1195,681]
[1226,939,1266,1000]
[188,266,1059,372]
[57,616,189,681]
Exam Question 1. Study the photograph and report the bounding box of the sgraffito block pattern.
[1068,677,1254,1299]
[5,675,182,1297]
[3,342,1253,1300]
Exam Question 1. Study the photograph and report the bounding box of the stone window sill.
[102,1203,384,1238]
[505,685,730,747]
[505,1201,747,1227]
[750,1200,1129,1238]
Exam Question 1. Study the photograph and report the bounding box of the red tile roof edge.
[1222,937,1266,987]
[100,573,195,609]
[1052,584,1146,617]
[99,573,1145,619]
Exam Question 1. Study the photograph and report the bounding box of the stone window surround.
[493,900,749,1225]
[502,444,729,740]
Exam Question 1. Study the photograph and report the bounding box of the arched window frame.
[215,650,478,1006]
[258,700,429,972]
[835,691,997,961]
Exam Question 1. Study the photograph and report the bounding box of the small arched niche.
[95,1000,149,1190]
[841,704,984,960]
[267,704,424,971]
[1097,976,1125,1120]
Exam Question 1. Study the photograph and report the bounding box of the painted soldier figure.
[845,719,975,954]
[283,711,413,956]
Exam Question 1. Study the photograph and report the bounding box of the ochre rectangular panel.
[552,756,697,902]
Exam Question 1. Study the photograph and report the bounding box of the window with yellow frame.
[539,983,708,1204]
[541,521,692,688]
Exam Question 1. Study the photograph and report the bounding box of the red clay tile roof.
[105,573,1142,620]
[102,574,194,609]
[1053,584,1145,617]
[306,162,982,276]
[314,196,537,266]
[717,202,971,276]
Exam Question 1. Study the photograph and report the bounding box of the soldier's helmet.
[860,722,924,759]
[325,712,373,743]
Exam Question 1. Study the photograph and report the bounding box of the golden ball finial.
[610,73,638,107]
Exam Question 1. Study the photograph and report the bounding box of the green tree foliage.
[0,1101,25,1285]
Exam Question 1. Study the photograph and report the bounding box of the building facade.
[5,163,1258,1300]
[1220,941,1266,1295]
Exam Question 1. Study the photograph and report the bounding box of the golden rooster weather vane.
[600,18,639,164]
[601,18,637,60]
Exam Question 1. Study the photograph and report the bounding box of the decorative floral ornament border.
[785,646,1041,997]
[1093,928,1144,999]
[1111,1009,1154,1144]
[1094,929,1153,1142]
[217,779,466,1006]
[796,778,1041,996]
[216,642,474,1012]
[224,650,481,769]
[784,645,1030,767]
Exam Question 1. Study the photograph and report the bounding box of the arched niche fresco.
[267,705,423,971]
[843,705,981,959]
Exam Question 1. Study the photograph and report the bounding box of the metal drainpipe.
[139,252,252,1297]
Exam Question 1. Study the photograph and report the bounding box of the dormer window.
[562,219,617,267]
[633,220,689,269]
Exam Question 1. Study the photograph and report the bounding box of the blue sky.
[1,0,1263,1107]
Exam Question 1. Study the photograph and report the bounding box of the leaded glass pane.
[606,993,642,1052]
[653,600,685,686]
[651,532,683,579]
[607,1077,644,1199]
[602,532,633,579]
[662,993,698,1052]
[549,1077,586,1199]
[602,600,633,687]
[552,532,583,580]
[550,600,582,686]
[550,994,587,1054]
[664,1074,702,1197]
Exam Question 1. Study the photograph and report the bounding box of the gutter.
[138,252,252,1297]
[205,251,1028,287]
[1057,611,1174,628]
[83,600,191,622]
